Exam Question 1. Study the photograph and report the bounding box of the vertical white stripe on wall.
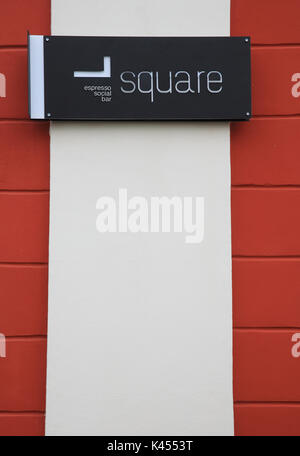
[46,0,233,436]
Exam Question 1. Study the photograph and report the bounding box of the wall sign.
[28,35,251,120]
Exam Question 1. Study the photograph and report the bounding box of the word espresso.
[84,85,112,102]
[120,70,223,103]
[96,189,204,244]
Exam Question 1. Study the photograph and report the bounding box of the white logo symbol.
[0,73,6,98]
[74,56,111,78]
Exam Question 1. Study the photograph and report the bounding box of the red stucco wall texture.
[0,0,50,436]
[231,0,300,436]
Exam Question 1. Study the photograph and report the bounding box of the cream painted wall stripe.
[46,0,233,436]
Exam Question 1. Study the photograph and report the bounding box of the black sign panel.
[40,36,251,120]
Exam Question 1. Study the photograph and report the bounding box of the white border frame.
[29,35,45,119]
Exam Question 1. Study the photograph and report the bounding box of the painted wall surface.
[0,0,50,436]
[231,0,300,437]
[46,0,233,435]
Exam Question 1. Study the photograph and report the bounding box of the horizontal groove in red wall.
[5,336,47,341]
[0,0,50,46]
[233,258,300,327]
[232,185,300,192]
[253,115,300,119]
[252,44,300,48]
[0,190,49,195]
[231,188,300,256]
[234,328,300,331]
[235,401,300,405]
[0,49,28,119]
[234,329,300,402]
[0,413,45,436]
[0,264,48,336]
[0,45,27,50]
[231,118,300,186]
[232,186,300,189]
[0,119,37,122]
[0,339,46,412]
[0,411,45,415]
[235,328,300,333]
[0,122,50,190]
[233,255,300,259]
[0,190,50,193]
[251,47,300,116]
[0,262,48,266]
[0,411,44,415]
[231,0,300,45]
[234,403,300,436]
[0,48,29,54]
[0,193,49,262]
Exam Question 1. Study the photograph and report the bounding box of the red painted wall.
[0,0,50,436]
[231,0,300,436]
